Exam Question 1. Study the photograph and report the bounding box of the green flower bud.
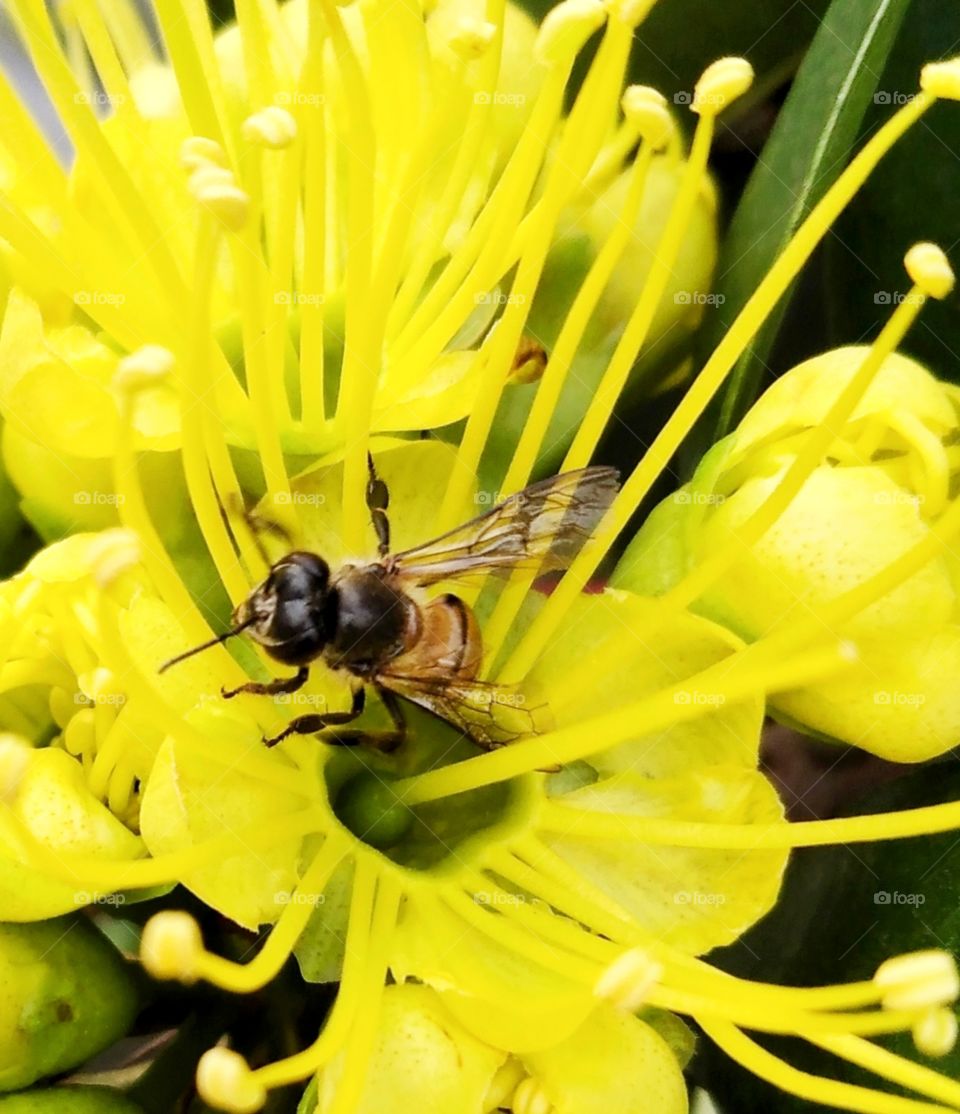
[617,346,960,761]
[309,984,505,1114]
[0,1087,145,1113]
[0,918,138,1091]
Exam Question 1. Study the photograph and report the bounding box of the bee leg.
[222,665,309,700]
[325,686,407,752]
[263,686,366,748]
[366,453,391,558]
[225,493,294,569]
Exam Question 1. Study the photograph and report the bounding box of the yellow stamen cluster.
[2,1,960,1112]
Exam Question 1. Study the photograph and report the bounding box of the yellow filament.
[9,0,183,295]
[152,0,235,158]
[2,804,324,891]
[99,0,157,73]
[72,0,140,119]
[650,987,920,1038]
[811,1033,960,1109]
[499,89,935,684]
[479,142,661,664]
[298,3,328,429]
[538,795,960,848]
[627,283,936,616]
[563,112,717,472]
[701,1019,955,1114]
[323,0,380,554]
[264,139,301,429]
[253,853,375,1090]
[192,836,346,992]
[385,0,506,339]
[396,640,850,804]
[234,0,280,111]
[93,591,303,793]
[228,225,293,509]
[443,888,599,985]
[326,871,403,1114]
[113,392,221,648]
[438,18,635,530]
[178,218,250,604]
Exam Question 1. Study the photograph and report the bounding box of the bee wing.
[379,673,552,749]
[390,466,619,587]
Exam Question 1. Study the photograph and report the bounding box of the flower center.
[325,711,537,867]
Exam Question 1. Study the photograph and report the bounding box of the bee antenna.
[158,619,255,674]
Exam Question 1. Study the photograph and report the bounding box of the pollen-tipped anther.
[594,947,664,1012]
[447,17,498,60]
[920,58,960,101]
[534,0,607,66]
[141,910,204,984]
[114,344,175,393]
[912,1007,959,1057]
[874,950,960,1012]
[621,85,673,149]
[180,136,229,171]
[693,57,754,116]
[904,242,955,300]
[196,1048,266,1114]
[241,106,298,150]
[188,166,249,231]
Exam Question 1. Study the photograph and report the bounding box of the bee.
[160,458,619,750]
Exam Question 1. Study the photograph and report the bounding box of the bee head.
[235,551,333,665]
[159,552,332,674]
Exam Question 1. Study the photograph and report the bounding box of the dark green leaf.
[700,764,960,1113]
[699,0,911,445]
[819,2,960,381]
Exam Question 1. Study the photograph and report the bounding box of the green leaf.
[699,764,960,1113]
[818,1,960,381]
[698,0,911,446]
[520,0,831,115]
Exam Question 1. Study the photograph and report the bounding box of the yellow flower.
[293,983,688,1114]
[0,0,715,542]
[2,1,960,1112]
[618,338,960,761]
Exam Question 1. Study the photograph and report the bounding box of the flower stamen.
[141,836,348,993]
[499,75,952,684]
